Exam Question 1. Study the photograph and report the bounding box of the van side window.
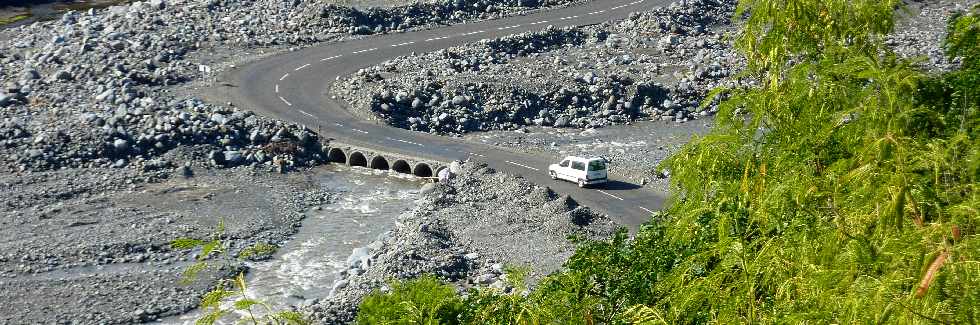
[560,160,569,167]
[588,160,606,171]
[571,161,586,171]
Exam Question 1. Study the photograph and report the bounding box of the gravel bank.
[889,0,980,72]
[333,0,742,136]
[0,0,598,323]
[303,161,618,323]
[0,162,335,323]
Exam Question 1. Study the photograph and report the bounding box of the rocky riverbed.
[0,162,334,323]
[303,161,618,323]
[0,0,975,323]
[0,0,610,323]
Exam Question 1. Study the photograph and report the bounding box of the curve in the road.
[217,0,674,229]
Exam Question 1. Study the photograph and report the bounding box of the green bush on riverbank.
[357,0,980,323]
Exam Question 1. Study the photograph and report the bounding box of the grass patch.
[0,13,31,26]
[53,0,133,12]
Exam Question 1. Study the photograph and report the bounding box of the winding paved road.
[215,0,674,228]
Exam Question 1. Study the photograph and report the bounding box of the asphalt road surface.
[217,0,674,228]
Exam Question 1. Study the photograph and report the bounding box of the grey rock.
[51,70,73,81]
[0,93,12,107]
[223,151,243,164]
[451,95,468,106]
[112,139,130,153]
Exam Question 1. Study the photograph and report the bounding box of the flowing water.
[163,165,423,324]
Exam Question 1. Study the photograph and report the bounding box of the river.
[162,165,423,324]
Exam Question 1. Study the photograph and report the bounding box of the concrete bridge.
[324,141,447,178]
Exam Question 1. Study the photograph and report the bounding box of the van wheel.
[578,179,586,188]
[550,171,557,180]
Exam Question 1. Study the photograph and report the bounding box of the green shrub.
[357,276,465,325]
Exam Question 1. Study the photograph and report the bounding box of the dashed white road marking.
[275,84,279,93]
[596,9,607,13]
[505,160,540,171]
[279,73,289,81]
[351,128,369,134]
[279,96,292,106]
[530,20,549,25]
[597,190,625,201]
[497,24,521,30]
[294,63,310,71]
[462,30,485,36]
[321,55,342,61]
[391,41,416,47]
[425,36,451,42]
[469,152,487,158]
[638,206,655,214]
[298,110,316,119]
[334,122,344,127]
[385,137,424,147]
[352,48,378,54]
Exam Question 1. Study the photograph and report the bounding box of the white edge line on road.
[505,161,540,171]
[279,96,292,106]
[597,190,625,201]
[638,206,655,214]
[295,63,310,71]
[298,110,316,119]
[279,73,289,81]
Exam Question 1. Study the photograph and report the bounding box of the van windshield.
[588,160,606,171]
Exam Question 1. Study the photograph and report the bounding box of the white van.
[548,156,608,188]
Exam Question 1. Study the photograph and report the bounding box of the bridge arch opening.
[327,148,347,164]
[349,152,368,167]
[413,163,433,178]
[370,156,390,170]
[435,166,449,178]
[392,160,411,174]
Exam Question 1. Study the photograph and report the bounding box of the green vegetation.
[355,0,980,323]
[239,242,279,261]
[172,222,308,325]
[0,13,31,26]
[357,276,466,325]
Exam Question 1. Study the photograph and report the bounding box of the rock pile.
[333,0,742,136]
[304,161,617,323]
[0,0,588,174]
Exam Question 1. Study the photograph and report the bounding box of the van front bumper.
[585,177,607,185]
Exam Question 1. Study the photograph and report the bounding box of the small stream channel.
[164,165,423,324]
